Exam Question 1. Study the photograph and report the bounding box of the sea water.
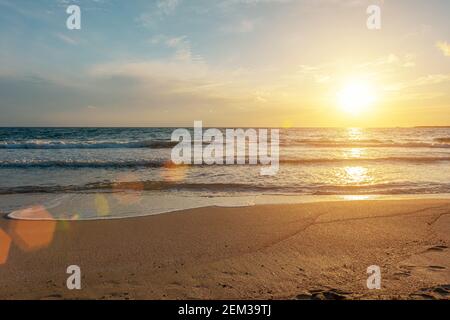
[1,127,450,220]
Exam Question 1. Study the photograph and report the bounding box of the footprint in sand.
[393,270,411,278]
[428,265,446,270]
[410,284,450,300]
[100,292,130,299]
[426,245,448,252]
[398,264,446,273]
[396,245,449,279]
[41,293,63,300]
[295,288,351,300]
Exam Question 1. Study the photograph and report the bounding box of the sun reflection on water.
[344,166,370,184]
[342,195,374,201]
[347,127,362,139]
[346,148,364,158]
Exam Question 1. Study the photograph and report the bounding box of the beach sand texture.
[0,199,449,300]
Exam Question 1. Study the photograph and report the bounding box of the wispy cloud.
[165,36,195,61]
[412,74,450,87]
[291,53,416,85]
[436,41,450,57]
[157,0,180,14]
[384,74,450,93]
[147,34,202,62]
[136,0,181,27]
[221,18,258,33]
[55,33,78,45]
[89,59,232,89]
[221,0,292,6]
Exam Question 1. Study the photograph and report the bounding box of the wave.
[0,181,270,195]
[2,156,450,169]
[0,140,178,149]
[0,160,166,169]
[280,157,450,164]
[309,183,450,195]
[288,138,390,144]
[434,137,450,143]
[282,140,450,148]
[1,181,449,195]
[2,138,450,150]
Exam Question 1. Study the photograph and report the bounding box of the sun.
[337,81,377,115]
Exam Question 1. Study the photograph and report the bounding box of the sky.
[0,0,449,127]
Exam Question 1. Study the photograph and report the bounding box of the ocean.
[1,127,450,220]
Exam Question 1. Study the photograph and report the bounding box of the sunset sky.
[0,0,449,127]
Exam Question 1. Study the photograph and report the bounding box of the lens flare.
[113,173,144,204]
[9,206,56,252]
[0,228,12,265]
[95,194,110,217]
[160,161,188,183]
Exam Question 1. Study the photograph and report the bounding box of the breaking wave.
[1,180,450,195]
[0,140,178,149]
[2,138,450,149]
[1,156,450,169]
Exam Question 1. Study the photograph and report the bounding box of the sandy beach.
[0,199,448,300]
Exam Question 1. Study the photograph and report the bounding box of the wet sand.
[0,199,449,300]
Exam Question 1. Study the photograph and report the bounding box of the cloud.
[89,59,228,88]
[355,54,416,69]
[55,33,78,45]
[136,0,181,27]
[90,59,219,99]
[147,34,202,62]
[157,0,180,14]
[221,19,258,33]
[412,74,450,86]
[221,0,367,7]
[384,74,450,93]
[166,36,198,62]
[80,57,268,126]
[290,53,415,85]
[436,41,450,57]
[221,0,292,5]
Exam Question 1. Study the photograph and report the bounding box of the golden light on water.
[95,194,110,217]
[344,128,366,158]
[333,128,374,189]
[348,148,364,158]
[161,161,188,183]
[342,195,373,201]
[344,166,370,184]
[347,127,362,139]
[113,173,144,204]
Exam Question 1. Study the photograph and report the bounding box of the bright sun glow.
[337,81,376,115]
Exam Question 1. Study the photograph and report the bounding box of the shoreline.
[3,192,450,221]
[0,199,449,299]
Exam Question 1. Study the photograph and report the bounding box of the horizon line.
[1,125,450,129]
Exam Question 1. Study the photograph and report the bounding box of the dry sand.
[0,199,449,300]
